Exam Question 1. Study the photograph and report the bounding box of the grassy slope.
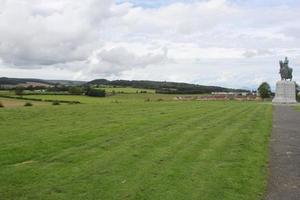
[99,87,155,94]
[0,97,272,200]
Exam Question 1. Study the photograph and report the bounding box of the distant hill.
[0,77,86,87]
[0,77,53,85]
[0,77,249,94]
[88,79,249,94]
[47,80,86,86]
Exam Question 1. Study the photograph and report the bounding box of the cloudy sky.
[0,0,300,89]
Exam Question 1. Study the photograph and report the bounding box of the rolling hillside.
[88,79,249,94]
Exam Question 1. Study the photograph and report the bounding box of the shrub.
[0,101,4,108]
[67,101,79,104]
[52,101,60,106]
[85,88,106,97]
[44,99,80,104]
[24,102,33,106]
[0,94,43,101]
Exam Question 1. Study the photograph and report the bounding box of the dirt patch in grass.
[0,98,48,108]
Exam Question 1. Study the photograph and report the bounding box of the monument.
[272,57,297,104]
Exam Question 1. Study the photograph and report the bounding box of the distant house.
[175,92,260,101]
[211,92,249,96]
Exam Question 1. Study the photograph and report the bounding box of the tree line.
[88,79,248,94]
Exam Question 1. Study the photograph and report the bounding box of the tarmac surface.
[266,105,300,200]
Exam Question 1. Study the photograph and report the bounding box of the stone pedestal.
[272,80,297,104]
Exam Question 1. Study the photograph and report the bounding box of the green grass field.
[99,87,155,94]
[0,94,272,200]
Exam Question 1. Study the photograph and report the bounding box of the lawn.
[0,96,272,200]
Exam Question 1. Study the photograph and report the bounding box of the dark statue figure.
[279,57,293,81]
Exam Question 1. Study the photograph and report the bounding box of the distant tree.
[296,83,300,93]
[258,82,271,99]
[296,83,300,102]
[27,85,34,91]
[15,87,24,96]
[85,87,106,97]
[86,79,249,94]
[47,84,68,92]
[68,86,83,95]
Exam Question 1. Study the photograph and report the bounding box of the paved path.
[266,105,300,200]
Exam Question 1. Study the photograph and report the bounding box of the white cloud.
[243,49,274,58]
[0,0,117,67]
[87,46,169,76]
[0,0,300,89]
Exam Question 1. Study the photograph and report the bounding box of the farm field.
[0,95,272,200]
[99,87,155,94]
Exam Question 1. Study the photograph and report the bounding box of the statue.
[273,57,297,104]
[279,57,293,81]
